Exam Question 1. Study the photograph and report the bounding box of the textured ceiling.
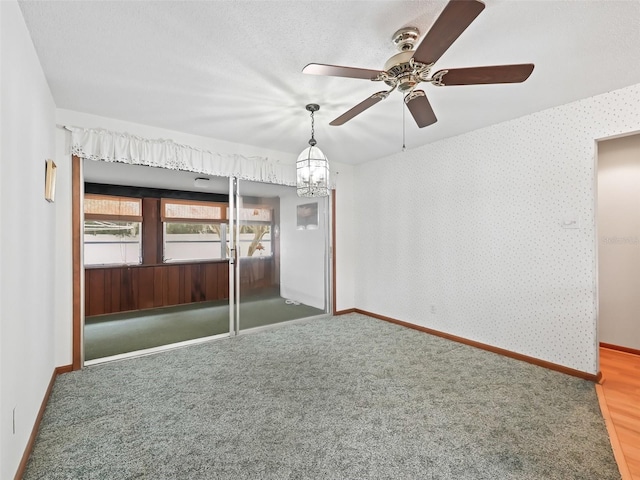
[18,0,640,166]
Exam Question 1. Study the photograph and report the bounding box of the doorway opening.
[596,132,640,356]
[74,158,331,366]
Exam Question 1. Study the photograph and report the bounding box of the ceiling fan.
[302,0,534,128]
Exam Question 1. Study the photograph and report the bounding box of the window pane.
[227,207,272,222]
[84,221,141,266]
[239,207,271,222]
[238,225,272,258]
[85,194,141,219]
[164,223,226,262]
[162,200,224,222]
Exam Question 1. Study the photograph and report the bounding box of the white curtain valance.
[69,127,297,186]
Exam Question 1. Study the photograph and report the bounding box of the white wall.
[53,125,74,368]
[0,2,57,478]
[333,163,356,312]
[353,83,640,375]
[597,133,640,350]
[280,192,328,309]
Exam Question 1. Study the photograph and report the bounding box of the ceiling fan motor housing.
[384,51,422,92]
[383,27,428,92]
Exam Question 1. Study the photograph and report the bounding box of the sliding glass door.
[230,179,329,333]
[83,166,330,364]
[82,168,233,363]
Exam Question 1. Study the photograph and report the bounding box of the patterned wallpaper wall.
[354,83,640,374]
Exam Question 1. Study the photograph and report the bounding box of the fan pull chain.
[402,100,406,152]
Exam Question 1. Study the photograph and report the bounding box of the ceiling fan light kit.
[302,0,534,129]
[297,104,330,198]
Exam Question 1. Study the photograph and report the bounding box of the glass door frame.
[228,177,238,336]
[228,177,332,337]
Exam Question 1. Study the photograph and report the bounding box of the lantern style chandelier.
[296,104,329,197]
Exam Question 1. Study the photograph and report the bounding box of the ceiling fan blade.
[405,90,437,128]
[330,92,388,126]
[413,0,485,65]
[302,63,385,81]
[433,64,534,85]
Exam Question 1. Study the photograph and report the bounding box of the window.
[83,192,275,265]
[162,199,228,262]
[237,207,273,258]
[84,194,142,266]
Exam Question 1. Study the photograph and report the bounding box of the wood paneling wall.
[85,257,276,317]
[238,257,275,291]
[86,261,230,317]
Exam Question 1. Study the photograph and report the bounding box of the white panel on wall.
[354,83,640,374]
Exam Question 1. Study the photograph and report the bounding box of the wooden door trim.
[72,155,82,370]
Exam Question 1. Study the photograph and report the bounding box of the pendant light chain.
[309,108,316,146]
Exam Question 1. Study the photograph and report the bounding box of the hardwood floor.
[599,346,640,480]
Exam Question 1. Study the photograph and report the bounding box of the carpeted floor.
[25,314,620,479]
[85,296,325,360]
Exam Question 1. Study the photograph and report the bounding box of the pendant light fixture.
[296,104,329,197]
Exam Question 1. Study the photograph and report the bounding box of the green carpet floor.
[85,296,325,361]
[26,314,620,479]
